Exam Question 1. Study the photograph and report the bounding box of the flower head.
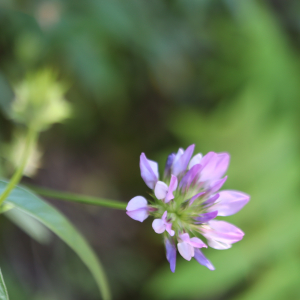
[126,145,250,272]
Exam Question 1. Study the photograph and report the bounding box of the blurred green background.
[1,0,300,299]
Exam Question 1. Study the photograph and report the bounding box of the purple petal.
[165,237,177,273]
[179,164,202,191]
[188,153,202,169]
[154,181,168,200]
[172,144,195,176]
[126,196,148,211]
[208,190,250,216]
[152,219,166,234]
[189,192,205,206]
[208,176,227,194]
[164,153,176,178]
[165,175,178,203]
[194,211,218,224]
[178,242,194,261]
[126,208,149,222]
[202,193,220,206]
[140,153,159,189]
[194,249,215,270]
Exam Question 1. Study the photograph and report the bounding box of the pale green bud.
[11,69,70,131]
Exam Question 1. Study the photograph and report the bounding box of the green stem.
[0,127,37,206]
[28,185,127,210]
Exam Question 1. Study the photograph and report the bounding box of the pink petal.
[194,249,215,270]
[177,242,194,261]
[199,152,230,182]
[126,208,149,222]
[207,239,232,250]
[209,220,244,235]
[161,211,168,221]
[179,233,190,242]
[188,153,202,169]
[202,220,244,244]
[140,153,159,189]
[209,190,250,216]
[126,196,148,211]
[189,237,207,248]
[152,219,166,234]
[199,152,218,182]
[154,181,169,200]
[213,153,230,180]
[165,223,175,236]
[165,175,178,203]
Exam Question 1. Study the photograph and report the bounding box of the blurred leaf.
[0,268,9,300]
[5,208,52,245]
[0,73,14,118]
[232,255,300,300]
[1,181,110,300]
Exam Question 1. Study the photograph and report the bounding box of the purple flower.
[127,145,250,272]
[152,211,175,236]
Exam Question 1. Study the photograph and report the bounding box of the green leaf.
[0,181,111,300]
[0,268,9,300]
[5,208,52,245]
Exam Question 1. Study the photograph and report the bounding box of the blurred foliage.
[1,0,300,299]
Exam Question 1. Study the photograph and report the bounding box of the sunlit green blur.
[0,1,300,299]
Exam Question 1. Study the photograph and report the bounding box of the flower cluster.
[126,145,250,272]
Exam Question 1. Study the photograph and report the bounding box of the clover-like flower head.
[126,145,250,272]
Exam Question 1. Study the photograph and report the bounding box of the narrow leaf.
[0,181,111,300]
[5,208,52,245]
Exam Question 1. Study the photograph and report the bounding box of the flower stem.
[27,185,127,210]
[0,127,38,206]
